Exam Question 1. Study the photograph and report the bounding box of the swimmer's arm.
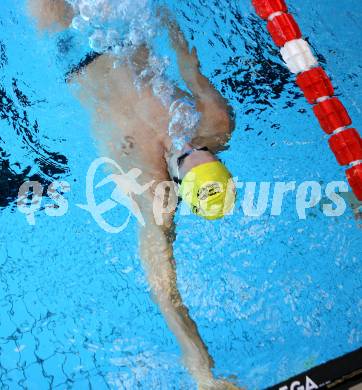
[164,17,210,96]
[138,204,215,386]
[165,16,234,147]
[27,0,73,31]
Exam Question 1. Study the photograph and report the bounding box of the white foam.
[67,0,201,149]
[168,99,202,150]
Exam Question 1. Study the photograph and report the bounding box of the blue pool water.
[0,0,361,389]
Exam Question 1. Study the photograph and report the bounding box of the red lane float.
[252,0,287,20]
[296,67,334,104]
[329,129,362,165]
[252,0,362,200]
[346,164,362,200]
[267,13,301,47]
[313,98,352,135]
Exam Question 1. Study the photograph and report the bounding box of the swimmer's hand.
[159,7,200,69]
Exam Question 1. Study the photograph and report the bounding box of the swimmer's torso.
[28,0,233,190]
[73,54,181,182]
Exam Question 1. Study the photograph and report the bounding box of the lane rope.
[251,0,362,201]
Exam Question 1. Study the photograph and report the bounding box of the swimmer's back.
[71,54,178,180]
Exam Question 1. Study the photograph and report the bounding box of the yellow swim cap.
[179,161,236,220]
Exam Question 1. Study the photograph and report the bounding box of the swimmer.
[27,1,240,388]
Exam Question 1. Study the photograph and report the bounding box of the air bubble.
[152,77,174,107]
[168,99,202,150]
[106,30,120,47]
[71,15,88,30]
[78,1,92,21]
[89,29,107,52]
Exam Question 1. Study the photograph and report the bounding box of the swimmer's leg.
[27,0,73,31]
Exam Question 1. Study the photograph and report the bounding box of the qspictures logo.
[16,157,361,233]
[279,376,319,390]
[16,157,155,233]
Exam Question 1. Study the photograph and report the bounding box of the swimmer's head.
[168,144,236,220]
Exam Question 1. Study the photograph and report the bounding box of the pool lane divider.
[251,0,362,201]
